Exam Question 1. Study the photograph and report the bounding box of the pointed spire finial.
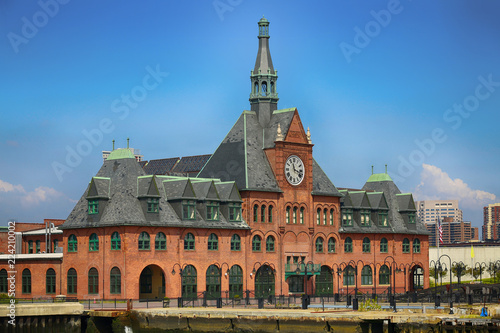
[112,140,115,151]
[276,123,284,141]
[385,164,388,174]
[127,138,130,148]
[371,165,374,175]
[307,127,312,144]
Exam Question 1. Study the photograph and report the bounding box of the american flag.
[438,217,443,245]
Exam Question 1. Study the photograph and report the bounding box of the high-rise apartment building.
[416,200,463,224]
[483,203,500,241]
[425,217,478,246]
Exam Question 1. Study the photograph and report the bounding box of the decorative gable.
[86,177,110,199]
[284,110,308,144]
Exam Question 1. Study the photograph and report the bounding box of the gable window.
[229,203,242,222]
[402,238,410,253]
[252,235,261,252]
[147,198,159,213]
[230,234,241,251]
[253,204,258,223]
[344,237,353,253]
[413,238,421,253]
[300,207,304,224]
[208,233,218,251]
[286,206,291,224]
[408,212,416,224]
[89,233,99,251]
[207,201,219,221]
[360,210,371,226]
[88,200,98,214]
[379,211,388,227]
[362,237,371,253]
[184,233,195,251]
[111,232,121,250]
[155,232,166,250]
[266,236,275,252]
[138,232,150,250]
[315,237,324,253]
[328,237,336,253]
[316,208,321,225]
[182,200,196,220]
[268,205,273,223]
[380,238,388,253]
[342,209,353,226]
[68,234,77,252]
[46,268,56,294]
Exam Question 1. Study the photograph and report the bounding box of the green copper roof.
[107,148,135,160]
[366,173,393,183]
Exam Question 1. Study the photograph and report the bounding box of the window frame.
[46,268,56,294]
[402,238,410,253]
[207,233,219,251]
[89,233,99,252]
[362,237,371,253]
[315,237,324,253]
[230,234,241,251]
[138,232,150,250]
[68,234,77,252]
[206,201,220,221]
[342,209,353,226]
[344,237,353,253]
[327,237,336,253]
[184,233,195,251]
[380,238,388,253]
[266,236,275,252]
[155,232,167,250]
[111,232,121,250]
[110,267,121,294]
[229,203,242,222]
[182,200,196,220]
[252,235,261,252]
[88,200,98,215]
[147,198,159,213]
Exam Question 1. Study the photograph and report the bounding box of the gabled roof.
[86,177,110,199]
[214,182,242,202]
[137,175,161,198]
[191,181,220,201]
[366,192,389,210]
[162,178,196,200]
[396,193,417,212]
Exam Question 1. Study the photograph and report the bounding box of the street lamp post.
[438,254,453,314]
[384,256,397,312]
[296,260,316,309]
[171,263,185,307]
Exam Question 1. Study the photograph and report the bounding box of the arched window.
[268,205,273,223]
[184,233,195,251]
[181,265,197,298]
[330,208,334,225]
[0,269,7,293]
[380,238,388,253]
[229,265,243,298]
[230,234,241,251]
[138,232,150,250]
[293,207,298,224]
[88,268,98,294]
[252,235,261,252]
[300,207,305,224]
[286,206,291,224]
[317,208,321,225]
[316,266,333,296]
[343,265,355,286]
[323,209,328,225]
[315,237,324,253]
[253,204,258,223]
[111,232,121,250]
[254,81,259,94]
[261,81,267,95]
[261,205,266,223]
[328,237,336,253]
[89,233,99,251]
[266,235,275,252]
[140,267,152,293]
[413,238,421,253]
[110,267,121,294]
[402,238,410,253]
[362,237,371,253]
[379,265,390,285]
[46,268,56,294]
[155,232,166,250]
[208,233,218,251]
[270,81,275,94]
[206,265,221,300]
[361,266,372,285]
[67,268,77,294]
[22,269,31,294]
[344,237,353,253]
[68,234,77,252]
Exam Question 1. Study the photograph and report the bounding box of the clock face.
[285,155,304,185]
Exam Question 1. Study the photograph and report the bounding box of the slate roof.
[142,158,180,175]
[61,149,249,231]
[198,108,341,197]
[172,155,211,174]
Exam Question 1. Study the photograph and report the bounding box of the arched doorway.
[316,266,333,296]
[255,265,275,298]
[206,265,221,300]
[229,265,243,298]
[139,265,165,299]
[410,266,424,291]
[182,265,197,299]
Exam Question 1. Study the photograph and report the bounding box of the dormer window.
[342,209,353,226]
[147,198,159,213]
[206,201,219,221]
[379,211,388,227]
[229,203,242,222]
[360,210,371,226]
[182,200,196,220]
[88,200,98,215]
[408,212,416,224]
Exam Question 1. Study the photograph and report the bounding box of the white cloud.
[414,164,497,210]
[0,179,25,193]
[21,186,66,206]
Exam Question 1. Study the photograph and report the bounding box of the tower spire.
[250,16,278,128]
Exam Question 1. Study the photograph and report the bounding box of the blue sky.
[1,1,499,235]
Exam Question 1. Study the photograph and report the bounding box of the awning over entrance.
[285,263,321,279]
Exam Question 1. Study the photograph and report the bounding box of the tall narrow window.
[46,268,56,294]
[0,269,7,293]
[138,232,150,250]
[252,235,261,252]
[147,198,159,213]
[293,207,298,224]
[380,238,388,253]
[330,209,334,225]
[328,237,336,253]
[110,267,121,294]
[408,213,416,224]
[315,237,324,253]
[266,236,275,252]
[28,240,33,254]
[268,205,273,223]
[36,240,40,253]
[362,237,371,253]
[230,234,241,251]
[68,234,77,252]
[361,210,371,226]
[413,238,421,253]
[229,203,242,222]
[22,269,31,294]
[88,268,99,294]
[111,232,121,250]
[379,265,390,285]
[300,207,304,224]
[182,200,196,220]
[361,266,373,285]
[184,233,195,250]
[67,268,77,294]
[253,204,259,223]
[207,201,219,221]
[379,211,388,227]
[402,238,410,253]
[88,200,98,214]
[208,233,218,251]
[260,205,266,223]
[89,233,99,251]
[286,206,291,224]
[155,232,166,250]
[344,237,353,253]
[323,209,328,225]
[317,208,321,225]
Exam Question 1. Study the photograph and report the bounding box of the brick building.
[0,18,429,301]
